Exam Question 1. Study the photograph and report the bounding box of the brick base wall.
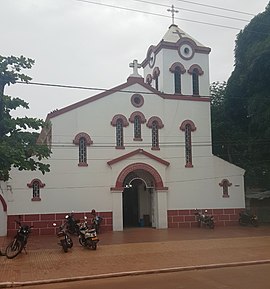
[7,211,113,236]
[168,208,245,228]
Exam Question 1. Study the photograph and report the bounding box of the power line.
[73,0,243,30]
[16,80,270,100]
[73,0,270,34]
[131,0,250,22]
[175,0,256,16]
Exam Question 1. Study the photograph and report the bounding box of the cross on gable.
[129,59,142,76]
[167,5,179,25]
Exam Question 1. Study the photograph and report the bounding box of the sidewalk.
[1,226,270,287]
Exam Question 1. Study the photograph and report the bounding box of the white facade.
[0,24,245,236]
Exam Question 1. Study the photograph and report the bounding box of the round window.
[131,94,144,108]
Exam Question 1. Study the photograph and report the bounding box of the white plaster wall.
[7,80,245,218]
[144,49,210,96]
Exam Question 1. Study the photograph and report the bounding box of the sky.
[1,0,269,120]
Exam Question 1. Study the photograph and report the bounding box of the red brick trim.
[7,211,112,236]
[167,208,244,228]
[179,119,197,131]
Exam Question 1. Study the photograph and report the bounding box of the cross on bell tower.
[167,5,179,25]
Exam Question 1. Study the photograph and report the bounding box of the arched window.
[174,67,182,94]
[152,121,159,149]
[219,179,232,198]
[111,114,129,149]
[27,178,45,201]
[129,111,146,141]
[116,119,124,148]
[79,137,87,164]
[180,120,196,167]
[153,67,160,91]
[192,69,199,95]
[73,132,93,166]
[147,116,164,150]
[134,116,141,139]
[170,62,186,94]
[188,64,204,96]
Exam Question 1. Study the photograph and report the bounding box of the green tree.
[224,3,270,189]
[0,55,51,181]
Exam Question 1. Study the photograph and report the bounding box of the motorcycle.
[79,216,99,250]
[64,212,80,236]
[53,223,73,253]
[194,209,215,229]
[5,220,33,259]
[90,209,103,234]
[239,210,259,227]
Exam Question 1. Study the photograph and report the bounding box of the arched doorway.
[112,162,168,231]
[122,170,155,228]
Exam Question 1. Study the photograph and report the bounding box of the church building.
[0,21,245,236]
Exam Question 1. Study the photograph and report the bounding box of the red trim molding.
[27,179,45,188]
[188,64,204,75]
[107,148,170,166]
[114,162,165,189]
[180,119,197,131]
[73,132,93,146]
[147,116,164,129]
[111,114,129,127]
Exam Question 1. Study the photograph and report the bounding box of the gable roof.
[46,76,210,120]
[107,148,170,167]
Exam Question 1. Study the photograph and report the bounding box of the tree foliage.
[0,55,51,181]
[215,3,270,189]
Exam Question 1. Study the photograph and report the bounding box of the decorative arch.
[187,64,204,75]
[146,116,164,129]
[27,178,45,188]
[169,62,186,74]
[129,111,146,123]
[180,119,197,131]
[111,114,129,127]
[113,163,166,190]
[0,194,7,212]
[146,74,152,85]
[73,132,93,146]
[152,67,160,79]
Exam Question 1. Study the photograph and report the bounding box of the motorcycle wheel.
[5,239,23,259]
[61,240,68,253]
[239,218,247,226]
[67,238,73,248]
[79,237,86,247]
[208,221,215,229]
[251,219,259,227]
[92,242,97,250]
